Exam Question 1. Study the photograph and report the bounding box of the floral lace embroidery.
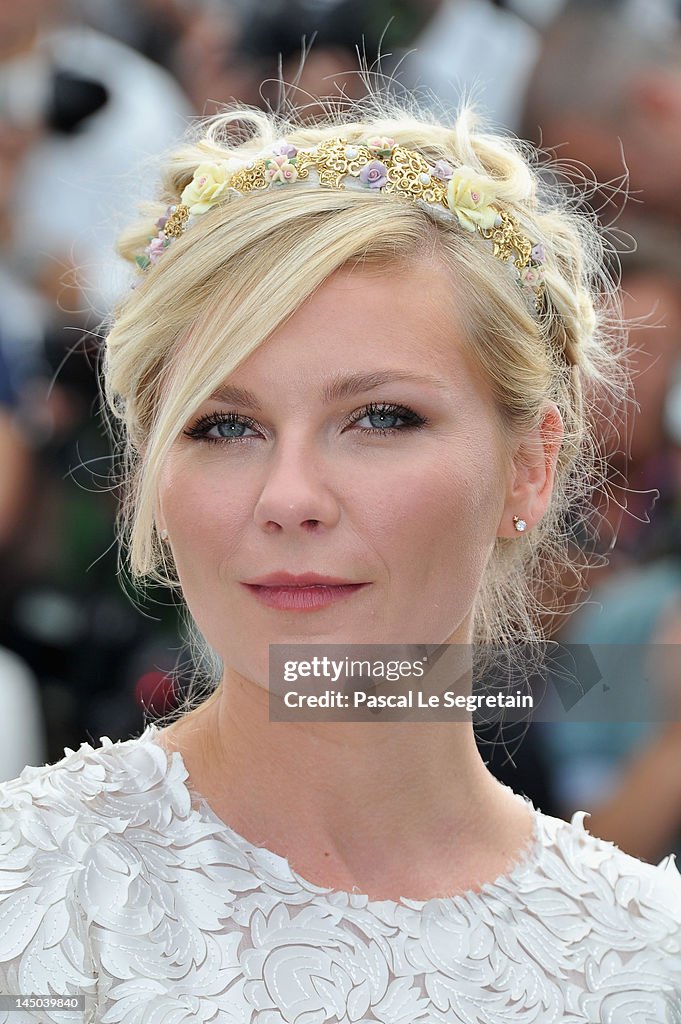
[0,723,679,1023]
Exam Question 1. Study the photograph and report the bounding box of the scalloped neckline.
[143,721,546,910]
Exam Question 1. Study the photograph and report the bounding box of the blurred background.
[2,0,681,866]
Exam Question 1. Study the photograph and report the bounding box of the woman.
[0,92,679,1021]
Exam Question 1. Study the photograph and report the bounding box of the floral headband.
[135,136,547,312]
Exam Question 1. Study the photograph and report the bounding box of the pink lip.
[243,571,364,586]
[241,582,369,611]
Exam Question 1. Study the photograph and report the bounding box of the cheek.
[356,444,505,641]
[362,439,506,580]
[159,464,246,593]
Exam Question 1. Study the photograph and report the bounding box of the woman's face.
[156,260,521,688]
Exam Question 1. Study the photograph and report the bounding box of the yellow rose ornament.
[446,165,502,233]
[180,161,240,215]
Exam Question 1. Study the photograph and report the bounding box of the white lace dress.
[0,723,679,1023]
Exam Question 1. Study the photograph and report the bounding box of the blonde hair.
[100,87,630,723]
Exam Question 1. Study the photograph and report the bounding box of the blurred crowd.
[2,0,681,865]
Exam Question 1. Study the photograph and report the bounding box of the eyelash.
[182,401,429,445]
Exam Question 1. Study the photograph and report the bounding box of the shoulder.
[551,807,681,907]
[0,727,187,861]
[0,726,174,825]
[536,808,681,976]
[0,728,179,1007]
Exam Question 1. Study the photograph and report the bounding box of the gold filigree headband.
[136,136,547,312]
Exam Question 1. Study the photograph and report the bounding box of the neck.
[162,643,525,897]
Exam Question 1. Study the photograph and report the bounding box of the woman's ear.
[498,402,564,538]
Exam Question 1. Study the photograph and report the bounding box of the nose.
[252,440,341,533]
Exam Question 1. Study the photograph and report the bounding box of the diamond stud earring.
[512,515,527,533]
[160,529,169,541]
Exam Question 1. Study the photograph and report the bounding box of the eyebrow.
[207,370,452,410]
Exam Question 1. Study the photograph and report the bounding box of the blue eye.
[351,402,427,436]
[184,413,258,442]
[182,402,428,445]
